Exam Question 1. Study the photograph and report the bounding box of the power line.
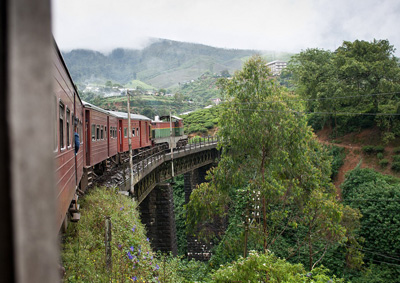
[344,199,400,202]
[232,108,400,116]
[223,91,400,106]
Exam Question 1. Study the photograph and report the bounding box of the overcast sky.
[52,0,400,54]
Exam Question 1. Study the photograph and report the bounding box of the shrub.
[377,152,384,160]
[393,147,400,154]
[379,159,389,167]
[211,251,343,283]
[374,145,385,153]
[391,162,400,172]
[393,155,400,162]
[362,145,375,154]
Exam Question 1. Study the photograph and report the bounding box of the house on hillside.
[266,60,287,76]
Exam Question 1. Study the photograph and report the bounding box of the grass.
[62,187,172,282]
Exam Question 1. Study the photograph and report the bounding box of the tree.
[288,39,400,138]
[186,55,354,269]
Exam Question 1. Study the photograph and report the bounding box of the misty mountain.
[62,39,262,89]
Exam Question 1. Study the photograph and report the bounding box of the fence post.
[105,216,112,272]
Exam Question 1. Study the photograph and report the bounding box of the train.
[53,42,187,231]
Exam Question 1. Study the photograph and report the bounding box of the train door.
[107,116,110,157]
[118,120,123,152]
[85,110,90,165]
[139,121,142,148]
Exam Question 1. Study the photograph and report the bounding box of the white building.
[266,60,287,76]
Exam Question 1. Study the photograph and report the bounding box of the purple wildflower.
[306,272,312,278]
[146,237,149,242]
[118,244,122,249]
[130,246,134,252]
[132,276,137,281]
[127,252,133,260]
[131,226,135,232]
[155,264,160,270]
[120,206,124,211]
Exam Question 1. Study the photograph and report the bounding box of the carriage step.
[71,213,81,222]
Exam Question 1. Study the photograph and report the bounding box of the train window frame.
[132,128,135,137]
[124,127,127,138]
[137,127,139,138]
[97,125,100,140]
[66,108,71,148]
[105,126,107,139]
[80,121,83,144]
[59,101,65,151]
[101,125,104,140]
[54,96,58,152]
[91,124,95,141]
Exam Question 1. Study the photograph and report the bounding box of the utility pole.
[169,110,175,184]
[127,89,134,195]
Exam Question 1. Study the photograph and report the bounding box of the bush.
[362,145,385,154]
[377,152,384,160]
[379,159,389,167]
[391,162,400,172]
[211,251,344,283]
[362,145,375,154]
[393,155,400,162]
[393,147,400,154]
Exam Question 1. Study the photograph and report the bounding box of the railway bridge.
[121,137,220,258]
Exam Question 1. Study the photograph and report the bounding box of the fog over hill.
[62,38,292,89]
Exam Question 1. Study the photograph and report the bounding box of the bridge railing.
[130,135,219,178]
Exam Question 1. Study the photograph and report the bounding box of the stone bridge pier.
[139,183,178,255]
[138,164,216,258]
[184,164,215,261]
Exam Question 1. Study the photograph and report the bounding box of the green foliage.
[392,155,400,162]
[377,152,384,160]
[341,168,400,282]
[326,145,346,178]
[288,39,400,137]
[391,161,400,172]
[171,175,187,256]
[393,147,400,154]
[182,106,220,135]
[211,251,344,283]
[61,187,180,282]
[379,159,389,168]
[362,145,385,154]
[187,55,357,273]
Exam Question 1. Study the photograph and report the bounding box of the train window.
[124,127,127,137]
[97,125,100,140]
[137,128,139,137]
[132,128,135,137]
[101,126,104,140]
[66,108,70,147]
[91,124,95,141]
[105,126,107,139]
[59,102,65,150]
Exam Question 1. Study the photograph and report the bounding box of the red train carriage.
[53,44,85,230]
[108,111,152,154]
[83,101,113,167]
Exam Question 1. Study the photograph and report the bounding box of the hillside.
[62,39,291,89]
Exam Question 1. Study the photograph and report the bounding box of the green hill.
[62,39,291,89]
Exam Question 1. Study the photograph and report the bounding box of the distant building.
[266,60,287,76]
